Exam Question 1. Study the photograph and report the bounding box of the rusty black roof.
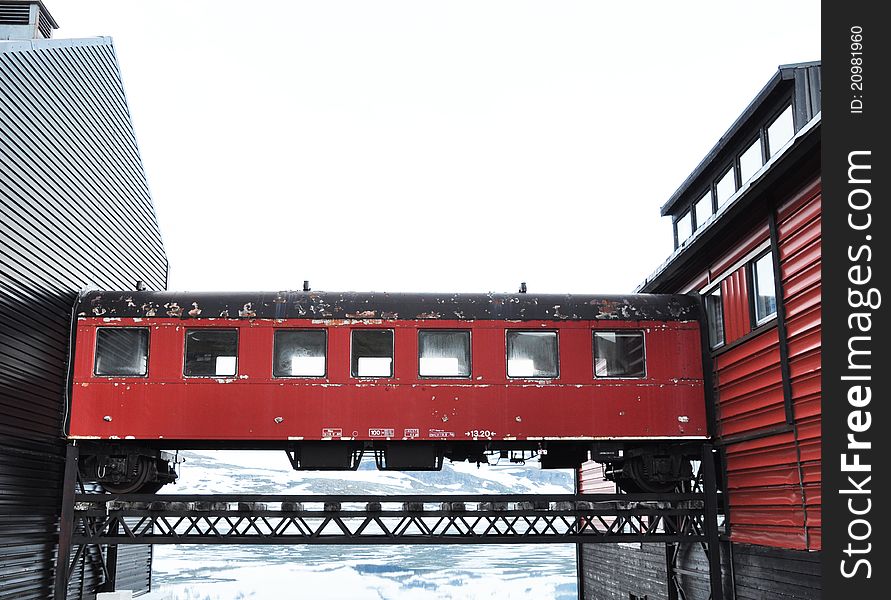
[76,291,700,322]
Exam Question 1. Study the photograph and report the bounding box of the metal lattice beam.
[71,494,706,546]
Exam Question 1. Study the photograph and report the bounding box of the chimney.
[0,1,57,40]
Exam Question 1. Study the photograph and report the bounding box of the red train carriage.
[67,290,708,493]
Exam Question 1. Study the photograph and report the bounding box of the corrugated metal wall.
[696,178,822,552]
[579,541,819,600]
[664,178,822,552]
[776,180,821,550]
[1,37,166,599]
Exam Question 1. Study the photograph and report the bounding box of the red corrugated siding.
[777,180,822,550]
[721,268,750,344]
[578,460,616,494]
[717,179,821,551]
[723,432,807,549]
[667,178,821,552]
[715,328,784,437]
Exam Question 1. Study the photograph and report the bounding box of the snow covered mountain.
[146,451,579,600]
[164,449,575,496]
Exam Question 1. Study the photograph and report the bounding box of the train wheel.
[616,456,682,494]
[101,456,151,494]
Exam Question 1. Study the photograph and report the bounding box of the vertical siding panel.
[721,267,749,344]
[1,38,165,598]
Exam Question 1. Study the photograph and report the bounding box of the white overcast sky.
[53,1,820,294]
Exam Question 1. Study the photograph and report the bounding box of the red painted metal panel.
[714,328,784,437]
[709,222,769,278]
[69,318,707,441]
[720,267,750,344]
[643,177,822,552]
[778,180,821,551]
[578,461,615,494]
[731,526,807,550]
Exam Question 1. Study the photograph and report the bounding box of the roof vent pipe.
[303,281,311,292]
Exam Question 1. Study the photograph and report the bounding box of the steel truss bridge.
[54,444,725,600]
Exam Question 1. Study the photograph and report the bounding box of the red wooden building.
[579,61,821,599]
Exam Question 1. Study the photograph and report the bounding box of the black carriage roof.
[77,291,700,322]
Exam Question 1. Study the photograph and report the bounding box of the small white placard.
[357,357,392,377]
[419,357,462,376]
[291,356,325,376]
[507,359,535,377]
[215,356,237,376]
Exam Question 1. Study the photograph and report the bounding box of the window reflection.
[593,331,645,378]
[694,191,712,229]
[752,252,778,323]
[705,288,724,349]
[715,167,736,207]
[184,329,238,376]
[351,330,394,377]
[738,137,763,184]
[676,211,692,245]
[95,328,148,376]
[767,105,795,157]
[274,330,326,377]
[419,330,470,377]
[507,331,558,378]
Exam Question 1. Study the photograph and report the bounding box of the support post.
[701,444,724,600]
[100,538,119,592]
[665,542,679,600]
[574,466,584,600]
[54,443,79,600]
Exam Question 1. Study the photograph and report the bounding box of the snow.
[144,450,578,598]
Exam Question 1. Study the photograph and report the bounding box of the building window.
[752,251,778,323]
[593,331,645,378]
[94,328,149,376]
[738,136,763,184]
[274,330,326,377]
[507,331,558,378]
[351,329,394,377]
[705,287,724,348]
[715,166,736,207]
[767,104,795,157]
[675,211,692,247]
[184,329,238,377]
[694,191,712,230]
[418,330,471,378]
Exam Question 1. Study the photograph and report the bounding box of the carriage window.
[351,329,394,377]
[507,331,558,378]
[752,251,778,323]
[95,328,149,376]
[705,287,725,348]
[419,330,470,377]
[274,330,326,377]
[184,329,238,377]
[593,331,645,378]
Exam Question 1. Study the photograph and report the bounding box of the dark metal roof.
[77,290,701,322]
[638,115,820,293]
[659,61,821,217]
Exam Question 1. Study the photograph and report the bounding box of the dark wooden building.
[579,62,821,599]
[1,2,166,597]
